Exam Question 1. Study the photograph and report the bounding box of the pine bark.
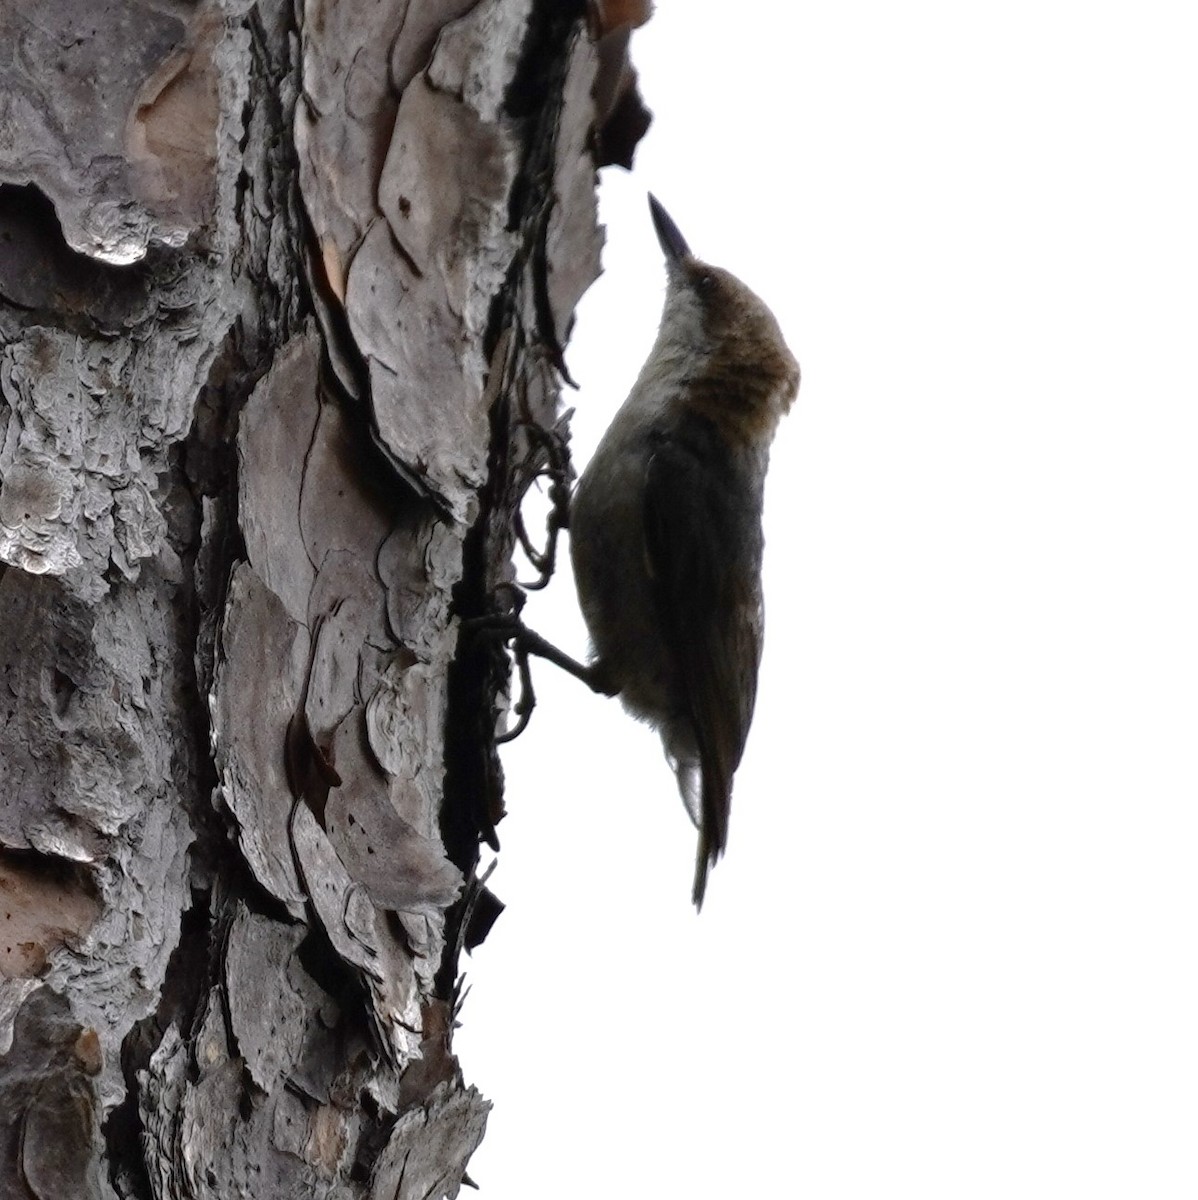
[0,1,647,1196]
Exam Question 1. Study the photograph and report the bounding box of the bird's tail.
[690,762,730,909]
[666,730,731,909]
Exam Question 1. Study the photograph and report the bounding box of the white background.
[457,3,1198,1196]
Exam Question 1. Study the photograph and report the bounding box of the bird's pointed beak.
[648,194,691,266]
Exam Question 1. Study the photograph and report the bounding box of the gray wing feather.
[643,420,764,906]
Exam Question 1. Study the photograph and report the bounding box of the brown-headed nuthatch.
[570,195,800,907]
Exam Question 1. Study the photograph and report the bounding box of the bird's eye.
[698,272,715,291]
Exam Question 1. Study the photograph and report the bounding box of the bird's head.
[648,195,800,437]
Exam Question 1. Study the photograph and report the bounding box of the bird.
[569,194,800,907]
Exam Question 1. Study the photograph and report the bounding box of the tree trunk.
[0,1,648,1196]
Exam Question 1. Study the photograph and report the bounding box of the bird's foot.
[463,606,616,742]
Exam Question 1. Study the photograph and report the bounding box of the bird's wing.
[643,419,764,906]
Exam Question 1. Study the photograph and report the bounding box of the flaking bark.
[0,0,649,1195]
